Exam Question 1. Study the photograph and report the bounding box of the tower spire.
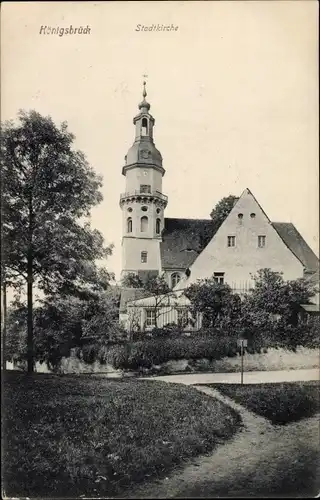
[139,77,150,111]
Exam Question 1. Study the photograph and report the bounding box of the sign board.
[237,338,248,347]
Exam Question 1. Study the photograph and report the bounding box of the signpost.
[237,338,248,385]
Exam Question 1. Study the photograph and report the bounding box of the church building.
[119,84,319,331]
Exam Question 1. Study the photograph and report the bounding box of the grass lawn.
[2,371,241,498]
[203,381,320,425]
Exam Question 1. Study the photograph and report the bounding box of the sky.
[1,0,319,283]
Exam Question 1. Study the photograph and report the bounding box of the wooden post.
[240,340,244,385]
[1,278,7,371]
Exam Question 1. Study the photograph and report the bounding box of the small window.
[145,309,155,328]
[141,117,148,136]
[127,217,132,233]
[156,208,161,214]
[258,235,266,248]
[227,236,236,247]
[140,184,151,194]
[250,213,256,218]
[127,207,133,213]
[156,218,161,235]
[171,272,181,288]
[141,206,148,212]
[238,213,243,219]
[213,272,225,284]
[141,216,148,232]
[141,251,148,263]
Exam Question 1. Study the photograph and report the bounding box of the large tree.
[1,110,112,372]
[246,268,316,327]
[210,195,238,223]
[5,288,121,371]
[184,278,240,329]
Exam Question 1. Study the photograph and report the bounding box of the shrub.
[212,382,320,425]
[106,334,242,371]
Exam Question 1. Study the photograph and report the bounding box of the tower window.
[141,206,148,212]
[156,218,161,235]
[227,236,236,247]
[156,208,161,214]
[258,235,266,248]
[213,272,225,284]
[127,217,132,233]
[140,184,151,194]
[250,213,256,218]
[141,251,148,263]
[238,213,243,219]
[127,207,133,213]
[140,216,148,232]
[141,118,148,136]
[171,272,181,288]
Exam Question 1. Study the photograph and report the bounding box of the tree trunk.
[2,278,7,370]
[27,255,34,373]
[27,196,34,374]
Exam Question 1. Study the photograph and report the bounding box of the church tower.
[120,82,167,280]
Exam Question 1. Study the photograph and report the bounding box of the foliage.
[123,274,174,330]
[210,194,239,222]
[184,278,241,328]
[184,269,318,348]
[247,269,316,325]
[212,381,320,425]
[121,273,145,289]
[1,110,113,370]
[107,334,241,370]
[5,289,122,370]
[3,372,241,498]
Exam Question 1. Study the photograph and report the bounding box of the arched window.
[140,216,148,232]
[156,218,161,234]
[171,272,181,288]
[141,118,148,136]
[127,217,132,233]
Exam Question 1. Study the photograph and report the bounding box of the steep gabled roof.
[272,222,319,272]
[160,217,221,270]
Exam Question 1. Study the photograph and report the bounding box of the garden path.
[124,381,319,498]
[141,367,319,385]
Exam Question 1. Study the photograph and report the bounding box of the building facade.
[119,85,319,331]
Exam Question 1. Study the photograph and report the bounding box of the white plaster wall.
[121,237,162,272]
[178,189,304,289]
[125,167,162,193]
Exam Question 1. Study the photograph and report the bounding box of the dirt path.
[124,386,319,498]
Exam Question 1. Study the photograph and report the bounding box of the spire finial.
[139,75,150,111]
[142,76,148,99]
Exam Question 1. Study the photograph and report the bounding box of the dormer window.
[141,117,148,136]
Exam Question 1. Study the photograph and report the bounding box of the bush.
[212,381,320,425]
[106,334,243,371]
